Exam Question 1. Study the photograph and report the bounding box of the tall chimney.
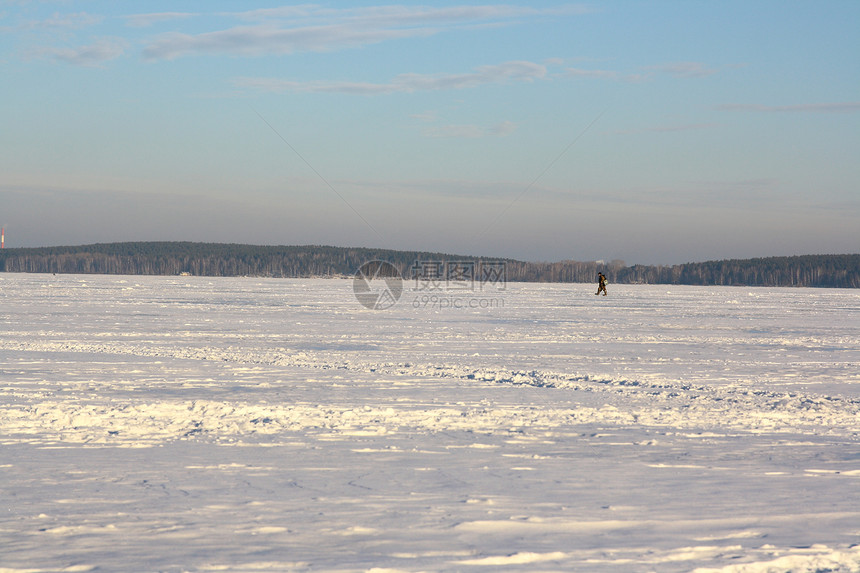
[1,227,4,249]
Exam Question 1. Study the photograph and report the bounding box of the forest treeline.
[0,242,858,288]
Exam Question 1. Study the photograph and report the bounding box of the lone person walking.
[596,272,607,296]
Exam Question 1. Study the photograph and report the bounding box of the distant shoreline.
[1,242,858,288]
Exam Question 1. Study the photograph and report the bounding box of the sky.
[1,1,858,265]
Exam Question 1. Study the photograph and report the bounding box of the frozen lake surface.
[1,273,859,572]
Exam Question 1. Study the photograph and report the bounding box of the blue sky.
[1,1,858,264]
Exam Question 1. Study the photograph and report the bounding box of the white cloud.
[143,4,591,60]
[124,12,197,28]
[398,61,547,90]
[235,60,547,95]
[144,24,428,60]
[231,4,591,25]
[488,120,518,137]
[236,77,393,95]
[410,111,439,123]
[27,11,102,30]
[35,37,127,67]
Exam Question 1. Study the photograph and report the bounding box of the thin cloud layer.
[423,120,518,139]
[27,11,102,30]
[34,38,127,67]
[124,12,197,29]
[142,4,588,60]
[231,4,588,25]
[567,61,717,82]
[235,60,548,94]
[144,24,430,60]
[566,67,618,79]
[718,102,860,113]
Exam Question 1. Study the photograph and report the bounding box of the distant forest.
[1,242,858,288]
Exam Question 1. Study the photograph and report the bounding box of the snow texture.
[1,274,859,572]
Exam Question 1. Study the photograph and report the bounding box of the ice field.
[1,272,859,572]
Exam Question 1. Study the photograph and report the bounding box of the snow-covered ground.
[1,273,859,572]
